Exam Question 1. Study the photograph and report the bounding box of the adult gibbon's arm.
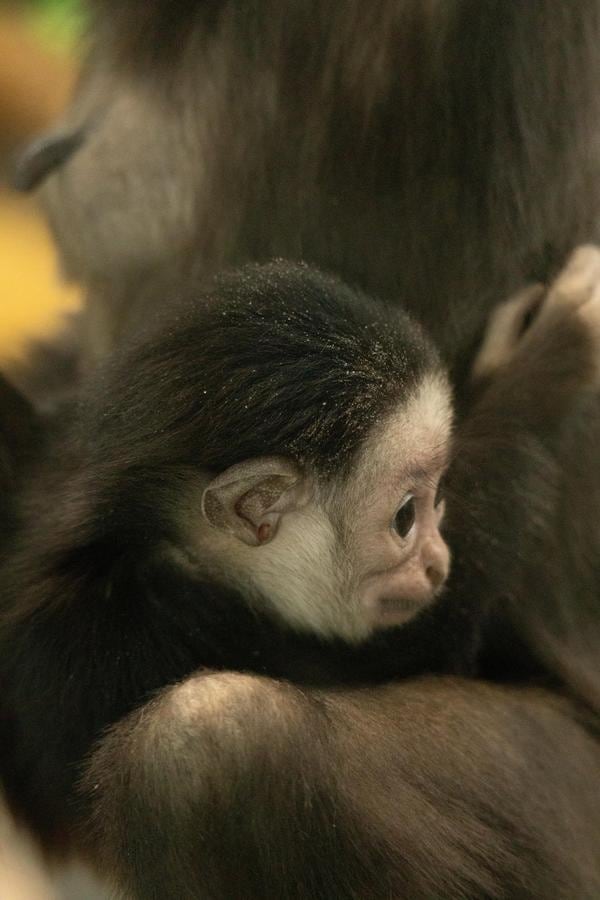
[83,673,600,900]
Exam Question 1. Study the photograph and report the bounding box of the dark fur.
[32,0,600,697]
[1,262,599,897]
[39,1,600,359]
[8,0,600,894]
[84,674,600,900]
[0,373,39,546]
[77,263,437,478]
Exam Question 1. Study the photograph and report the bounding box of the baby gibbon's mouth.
[376,595,433,627]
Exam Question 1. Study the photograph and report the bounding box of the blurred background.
[0,3,96,896]
[0,0,81,367]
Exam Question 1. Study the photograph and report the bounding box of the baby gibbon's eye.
[435,476,446,508]
[392,495,416,539]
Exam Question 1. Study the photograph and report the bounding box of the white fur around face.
[235,502,354,637]
[173,372,453,643]
[170,478,356,638]
[336,372,453,637]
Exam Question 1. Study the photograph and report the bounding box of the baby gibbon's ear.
[202,457,311,546]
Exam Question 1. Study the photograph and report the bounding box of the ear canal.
[201,457,311,547]
[257,523,272,544]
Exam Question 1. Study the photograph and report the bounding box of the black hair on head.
[88,0,224,74]
[82,261,441,482]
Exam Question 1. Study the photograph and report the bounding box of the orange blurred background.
[0,2,80,365]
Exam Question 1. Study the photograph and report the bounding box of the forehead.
[358,373,453,484]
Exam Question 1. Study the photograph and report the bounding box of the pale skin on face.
[172,373,453,643]
[340,374,452,633]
